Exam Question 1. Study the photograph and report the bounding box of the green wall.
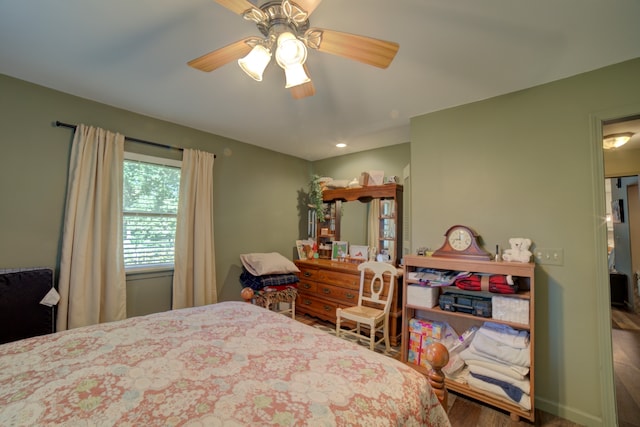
[0,74,310,315]
[410,57,640,426]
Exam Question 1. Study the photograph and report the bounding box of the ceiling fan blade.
[188,38,258,72]
[213,0,257,15]
[306,28,399,69]
[293,0,322,16]
[290,81,315,99]
[290,64,315,99]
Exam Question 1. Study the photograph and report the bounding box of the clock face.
[448,228,472,251]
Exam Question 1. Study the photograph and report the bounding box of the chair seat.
[339,305,384,322]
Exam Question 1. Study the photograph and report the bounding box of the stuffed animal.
[502,238,532,263]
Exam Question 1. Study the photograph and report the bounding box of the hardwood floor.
[611,307,640,427]
[445,393,581,426]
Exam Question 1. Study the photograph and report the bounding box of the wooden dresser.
[294,258,403,346]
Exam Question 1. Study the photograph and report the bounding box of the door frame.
[590,102,640,425]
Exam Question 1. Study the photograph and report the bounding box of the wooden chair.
[335,261,398,352]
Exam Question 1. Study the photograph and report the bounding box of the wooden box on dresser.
[401,255,535,422]
[295,258,403,346]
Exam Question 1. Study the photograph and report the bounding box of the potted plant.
[308,174,325,220]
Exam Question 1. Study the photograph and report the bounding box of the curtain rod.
[54,121,215,158]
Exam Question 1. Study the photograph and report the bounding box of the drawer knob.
[322,288,331,294]
[323,305,331,312]
[346,293,355,299]
[303,299,312,306]
[303,272,312,277]
[302,283,311,289]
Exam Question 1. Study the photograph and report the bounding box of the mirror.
[340,201,368,246]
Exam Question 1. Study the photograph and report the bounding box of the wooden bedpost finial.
[425,342,449,409]
[240,287,254,303]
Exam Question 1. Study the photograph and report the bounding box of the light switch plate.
[534,248,564,265]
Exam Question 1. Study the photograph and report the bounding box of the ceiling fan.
[187,0,400,99]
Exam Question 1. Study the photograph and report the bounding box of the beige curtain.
[172,149,216,309]
[57,124,126,331]
[367,200,380,258]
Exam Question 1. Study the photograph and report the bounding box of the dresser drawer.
[298,266,321,282]
[297,293,339,321]
[318,269,360,289]
[316,283,359,304]
[297,279,318,293]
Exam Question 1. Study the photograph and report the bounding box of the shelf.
[405,303,531,331]
[404,281,531,300]
[403,256,534,277]
[445,379,533,421]
[323,184,401,202]
[402,255,535,422]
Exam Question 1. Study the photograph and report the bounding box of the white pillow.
[240,252,300,276]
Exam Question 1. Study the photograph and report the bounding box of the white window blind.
[123,152,181,270]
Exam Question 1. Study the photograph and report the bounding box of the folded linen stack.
[492,296,530,325]
[460,322,531,410]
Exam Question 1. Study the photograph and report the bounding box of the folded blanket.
[467,375,531,410]
[460,346,529,379]
[472,332,530,367]
[468,365,530,394]
[455,274,518,294]
[470,372,524,402]
[240,267,299,291]
[478,322,530,349]
[446,365,469,383]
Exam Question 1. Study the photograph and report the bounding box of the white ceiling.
[1,0,640,161]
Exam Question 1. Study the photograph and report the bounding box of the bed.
[0,301,450,426]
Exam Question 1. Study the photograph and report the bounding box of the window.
[123,152,181,270]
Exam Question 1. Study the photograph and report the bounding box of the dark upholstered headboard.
[0,268,55,344]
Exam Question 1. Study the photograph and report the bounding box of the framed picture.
[331,241,349,261]
[296,239,315,260]
[612,199,624,223]
[350,245,368,260]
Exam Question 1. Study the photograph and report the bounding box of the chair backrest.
[357,261,398,313]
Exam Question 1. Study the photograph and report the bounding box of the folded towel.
[478,322,530,349]
[460,346,529,378]
[467,375,531,410]
[468,365,530,394]
[472,332,530,367]
[470,372,525,402]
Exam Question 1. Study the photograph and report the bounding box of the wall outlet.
[534,248,564,265]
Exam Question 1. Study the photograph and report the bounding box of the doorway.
[602,117,640,425]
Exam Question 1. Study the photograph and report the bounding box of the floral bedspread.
[0,301,450,426]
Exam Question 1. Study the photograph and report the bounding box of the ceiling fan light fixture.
[238,44,272,81]
[275,31,307,67]
[603,132,634,150]
[282,63,311,88]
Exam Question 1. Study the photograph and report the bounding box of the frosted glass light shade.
[282,63,311,88]
[275,32,307,67]
[603,132,634,149]
[238,45,272,81]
